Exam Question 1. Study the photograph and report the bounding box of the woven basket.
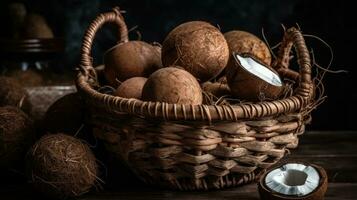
[76,8,319,190]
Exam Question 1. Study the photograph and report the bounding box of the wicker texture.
[76,8,317,190]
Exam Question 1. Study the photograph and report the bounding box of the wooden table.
[1,131,356,199]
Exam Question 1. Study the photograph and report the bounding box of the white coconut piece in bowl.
[265,163,320,196]
[259,162,328,200]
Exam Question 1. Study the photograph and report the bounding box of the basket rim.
[76,7,314,122]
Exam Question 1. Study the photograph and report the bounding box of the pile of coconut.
[96,20,329,199]
[0,76,99,199]
[101,20,286,107]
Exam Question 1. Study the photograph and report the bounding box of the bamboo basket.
[76,8,320,190]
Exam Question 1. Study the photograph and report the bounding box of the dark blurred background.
[0,0,355,131]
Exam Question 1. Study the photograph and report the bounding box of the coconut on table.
[0,106,35,170]
[26,133,99,199]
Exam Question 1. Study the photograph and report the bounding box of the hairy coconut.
[21,13,54,39]
[217,76,227,84]
[162,21,229,82]
[43,93,84,135]
[7,69,44,87]
[224,30,271,65]
[258,162,328,200]
[104,41,162,87]
[114,77,147,99]
[142,67,202,105]
[0,106,34,168]
[26,134,98,199]
[226,53,283,101]
[202,81,231,98]
[0,76,31,113]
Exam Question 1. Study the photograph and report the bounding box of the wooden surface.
[1,131,356,200]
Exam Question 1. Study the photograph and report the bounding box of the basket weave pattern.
[76,8,316,190]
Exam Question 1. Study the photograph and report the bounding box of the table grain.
[1,131,356,200]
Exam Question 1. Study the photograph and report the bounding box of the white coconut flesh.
[235,54,282,87]
[265,163,320,197]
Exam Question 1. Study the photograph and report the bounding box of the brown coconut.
[226,53,283,101]
[114,77,147,99]
[224,30,272,65]
[7,69,44,87]
[161,21,229,82]
[26,133,98,199]
[258,162,328,200]
[0,106,34,168]
[43,93,85,135]
[142,67,202,105]
[202,81,231,98]
[21,13,54,39]
[104,41,162,87]
[0,76,31,114]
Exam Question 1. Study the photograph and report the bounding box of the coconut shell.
[26,133,98,199]
[43,93,85,135]
[0,106,34,168]
[104,41,162,87]
[0,76,32,114]
[224,30,271,65]
[142,67,203,105]
[114,77,147,99]
[226,53,283,101]
[162,21,229,82]
[258,162,328,200]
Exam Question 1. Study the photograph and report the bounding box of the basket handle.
[77,10,314,121]
[79,7,128,79]
[273,27,313,101]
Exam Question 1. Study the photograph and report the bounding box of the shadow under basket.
[76,8,321,191]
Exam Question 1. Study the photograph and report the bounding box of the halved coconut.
[258,162,328,200]
[226,53,283,101]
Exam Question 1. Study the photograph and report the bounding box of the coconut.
[0,76,31,114]
[43,93,85,135]
[226,53,283,101]
[104,41,162,87]
[114,77,147,99]
[21,13,54,39]
[142,67,202,105]
[217,76,227,84]
[26,133,98,199]
[161,21,229,82]
[0,106,34,169]
[224,30,272,65]
[258,162,328,200]
[202,81,231,98]
[7,69,44,87]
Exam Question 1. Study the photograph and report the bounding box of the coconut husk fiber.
[0,106,34,169]
[26,133,99,199]
[0,76,32,114]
